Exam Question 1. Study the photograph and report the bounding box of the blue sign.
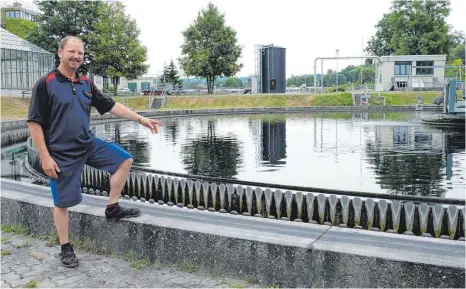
[316,74,322,81]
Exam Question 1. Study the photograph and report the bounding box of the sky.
[11,0,465,78]
[121,0,466,78]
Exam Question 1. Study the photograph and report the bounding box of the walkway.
[1,232,255,288]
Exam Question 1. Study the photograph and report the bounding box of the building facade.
[375,55,447,91]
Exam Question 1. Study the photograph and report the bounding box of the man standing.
[27,35,163,268]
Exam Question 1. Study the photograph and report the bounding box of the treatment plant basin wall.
[1,179,464,288]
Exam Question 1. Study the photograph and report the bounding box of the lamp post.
[336,49,339,91]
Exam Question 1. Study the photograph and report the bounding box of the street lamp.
[336,49,339,90]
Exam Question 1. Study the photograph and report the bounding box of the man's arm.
[27,75,60,178]
[90,82,163,134]
[110,103,163,134]
[27,122,50,158]
[109,102,143,123]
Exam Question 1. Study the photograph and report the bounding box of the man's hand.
[139,117,163,134]
[41,155,60,179]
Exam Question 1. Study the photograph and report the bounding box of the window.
[416,61,433,75]
[395,61,411,75]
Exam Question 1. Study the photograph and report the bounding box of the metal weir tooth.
[274,190,283,219]
[340,196,350,226]
[236,185,244,213]
[136,172,143,197]
[365,198,375,230]
[245,187,254,216]
[210,183,218,210]
[227,184,235,211]
[194,180,201,207]
[264,189,273,218]
[180,179,186,205]
[219,183,226,210]
[141,173,148,197]
[295,192,304,220]
[284,191,293,220]
[447,205,459,240]
[391,200,402,233]
[187,179,194,206]
[160,176,166,201]
[130,172,137,197]
[202,182,210,208]
[166,177,173,202]
[147,174,154,199]
[352,198,362,227]
[378,200,388,232]
[432,204,444,238]
[404,202,415,234]
[329,195,338,225]
[306,193,316,223]
[255,188,264,216]
[173,178,180,204]
[316,194,326,224]
[418,203,429,234]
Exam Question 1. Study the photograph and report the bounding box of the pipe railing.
[26,137,465,240]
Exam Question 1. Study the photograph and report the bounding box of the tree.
[179,3,243,94]
[159,60,183,85]
[2,10,38,39]
[445,59,465,80]
[88,1,149,95]
[27,0,105,73]
[365,0,463,56]
[224,77,243,88]
[449,43,465,63]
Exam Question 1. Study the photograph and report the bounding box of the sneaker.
[60,245,78,268]
[105,205,141,221]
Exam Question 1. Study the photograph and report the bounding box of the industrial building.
[375,55,447,91]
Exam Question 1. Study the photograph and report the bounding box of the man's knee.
[120,158,133,169]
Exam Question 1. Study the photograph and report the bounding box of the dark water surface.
[87,112,464,199]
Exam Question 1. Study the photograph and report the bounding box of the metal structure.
[254,44,286,94]
[444,79,465,115]
[313,56,381,93]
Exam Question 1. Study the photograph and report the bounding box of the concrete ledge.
[1,179,464,288]
[0,105,442,131]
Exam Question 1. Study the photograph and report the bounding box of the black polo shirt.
[27,69,116,164]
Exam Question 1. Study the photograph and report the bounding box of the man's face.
[58,39,84,70]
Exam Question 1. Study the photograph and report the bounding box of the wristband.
[137,116,143,124]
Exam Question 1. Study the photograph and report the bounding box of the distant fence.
[26,137,464,240]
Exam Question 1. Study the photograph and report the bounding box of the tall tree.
[159,60,183,85]
[179,3,243,94]
[365,0,463,56]
[27,0,105,74]
[88,1,149,95]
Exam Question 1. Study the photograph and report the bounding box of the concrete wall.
[1,179,465,288]
[1,88,27,97]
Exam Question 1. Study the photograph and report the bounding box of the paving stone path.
[1,232,258,288]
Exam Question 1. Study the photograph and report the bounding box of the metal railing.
[25,137,465,240]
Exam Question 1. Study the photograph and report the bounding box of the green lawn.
[0,91,442,120]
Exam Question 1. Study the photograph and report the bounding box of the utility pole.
[336,49,339,90]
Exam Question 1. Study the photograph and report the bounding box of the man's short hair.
[58,36,83,50]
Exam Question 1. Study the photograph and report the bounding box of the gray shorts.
[49,138,133,208]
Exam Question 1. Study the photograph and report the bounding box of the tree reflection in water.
[181,120,242,178]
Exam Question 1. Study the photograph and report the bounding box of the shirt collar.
[53,69,83,84]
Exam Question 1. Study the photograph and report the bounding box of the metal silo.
[255,44,286,93]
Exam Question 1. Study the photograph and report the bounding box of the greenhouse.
[1,27,55,97]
